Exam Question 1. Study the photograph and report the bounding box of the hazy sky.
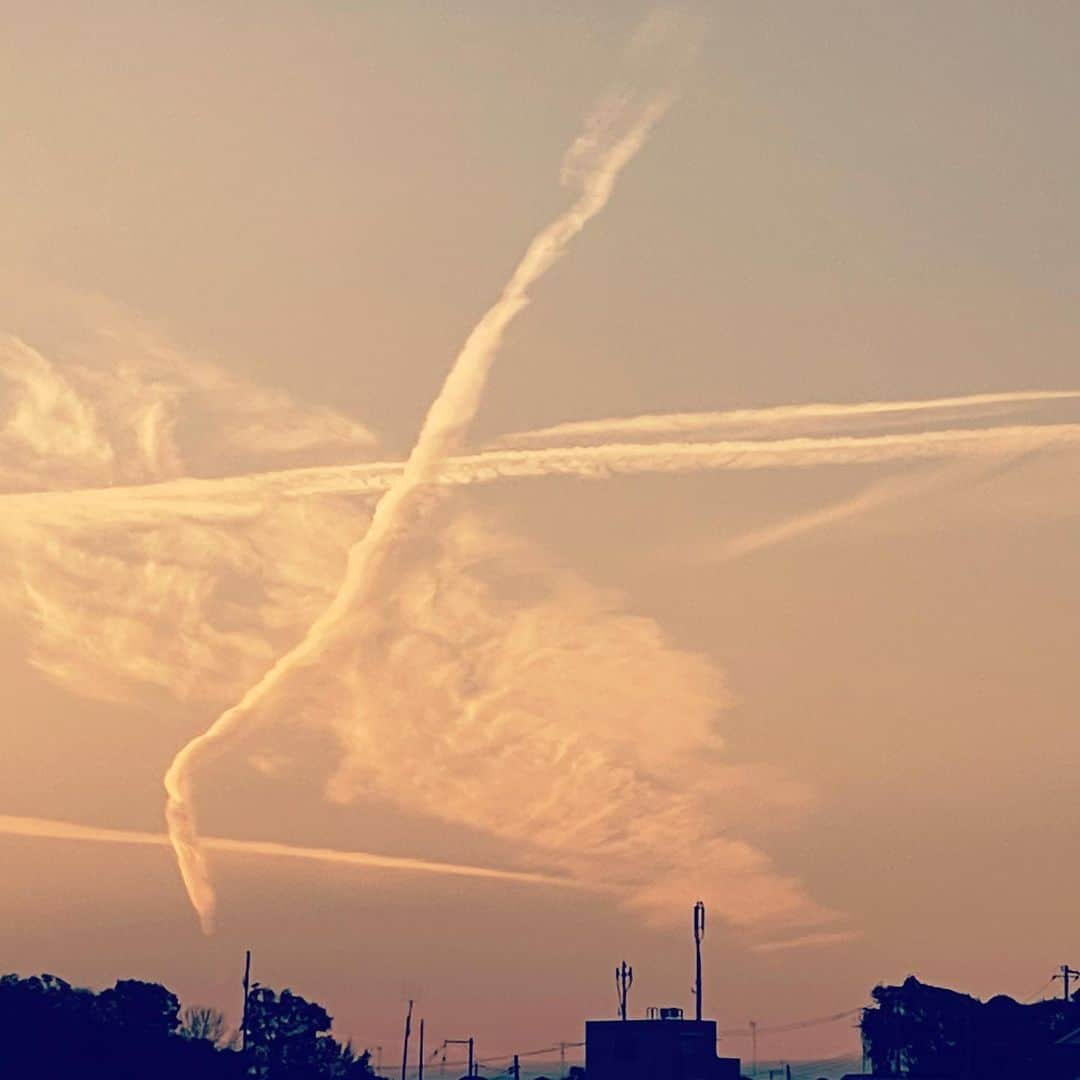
[2,1,1079,1064]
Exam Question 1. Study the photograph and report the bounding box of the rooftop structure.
[585,1013,740,1080]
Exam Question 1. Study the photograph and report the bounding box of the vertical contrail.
[164,88,673,932]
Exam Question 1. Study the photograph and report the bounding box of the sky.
[1,0,1079,1065]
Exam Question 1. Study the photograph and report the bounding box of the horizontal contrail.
[0,814,580,889]
[6,421,1080,519]
[499,389,1080,444]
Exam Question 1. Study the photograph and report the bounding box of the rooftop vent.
[645,1007,685,1020]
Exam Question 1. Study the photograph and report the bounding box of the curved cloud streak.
[163,88,675,933]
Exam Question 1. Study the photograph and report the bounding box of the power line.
[1025,977,1057,1003]
[435,1042,585,1071]
[719,1007,863,1039]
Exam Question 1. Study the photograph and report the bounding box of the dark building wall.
[585,1020,740,1080]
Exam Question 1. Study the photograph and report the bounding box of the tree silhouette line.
[860,975,1080,1078]
[0,971,376,1080]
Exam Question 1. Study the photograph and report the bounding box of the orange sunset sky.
[2,1,1079,1065]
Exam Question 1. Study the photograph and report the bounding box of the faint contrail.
[163,89,673,932]
[715,464,976,562]
[751,929,863,953]
[499,389,1080,444]
[0,815,577,889]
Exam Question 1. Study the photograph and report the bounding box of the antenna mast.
[616,961,634,1021]
[693,900,706,1022]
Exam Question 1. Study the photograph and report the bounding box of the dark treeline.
[860,975,1080,1078]
[0,971,376,1080]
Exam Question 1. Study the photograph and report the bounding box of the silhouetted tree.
[246,985,331,1077]
[0,970,370,1080]
[244,985,374,1080]
[181,1003,231,1046]
[861,975,1080,1078]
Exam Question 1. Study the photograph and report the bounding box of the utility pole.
[616,961,634,1021]
[559,1041,576,1079]
[401,1000,414,1080]
[693,901,706,1022]
[511,1056,520,1080]
[749,1020,757,1079]
[418,1020,425,1080]
[240,950,252,1053]
[1055,965,1080,1002]
[442,1038,474,1078]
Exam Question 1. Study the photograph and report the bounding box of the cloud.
[0,335,115,491]
[0,322,378,495]
[751,930,863,954]
[0,324,849,944]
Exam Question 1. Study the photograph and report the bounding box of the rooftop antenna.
[401,1000,414,1080]
[616,961,634,1021]
[693,900,706,1022]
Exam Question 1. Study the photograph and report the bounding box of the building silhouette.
[585,1007,740,1080]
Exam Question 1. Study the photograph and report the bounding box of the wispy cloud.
[12,345,1078,947]
[751,929,864,953]
[2,328,1076,943]
[0,327,377,495]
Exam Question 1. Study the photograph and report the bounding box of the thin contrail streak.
[162,91,673,932]
[0,815,578,889]
[5,422,1080,521]
[715,466,968,562]
[499,389,1080,444]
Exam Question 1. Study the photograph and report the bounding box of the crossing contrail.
[6,420,1079,521]
[163,86,674,932]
